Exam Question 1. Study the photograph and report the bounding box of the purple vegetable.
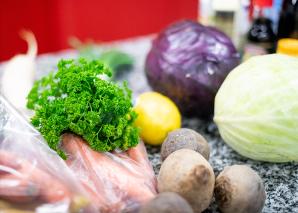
[145,20,240,119]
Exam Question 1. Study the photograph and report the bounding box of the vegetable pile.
[157,128,266,213]
[145,20,240,119]
[27,59,139,158]
[3,23,294,212]
[214,54,298,162]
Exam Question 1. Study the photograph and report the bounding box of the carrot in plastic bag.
[0,95,97,212]
[0,151,71,204]
[62,133,157,213]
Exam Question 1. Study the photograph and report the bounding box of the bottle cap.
[277,39,298,57]
[252,0,273,7]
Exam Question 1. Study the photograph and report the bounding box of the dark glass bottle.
[247,8,276,53]
[277,0,298,39]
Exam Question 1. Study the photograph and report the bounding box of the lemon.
[134,92,181,145]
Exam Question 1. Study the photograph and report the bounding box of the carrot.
[0,151,71,204]
[127,141,154,171]
[0,151,40,203]
[0,173,39,203]
[127,141,157,191]
[62,133,156,212]
[34,168,71,203]
[127,141,149,165]
[0,152,22,171]
[63,134,108,202]
[63,134,116,212]
[79,181,110,212]
[108,151,148,179]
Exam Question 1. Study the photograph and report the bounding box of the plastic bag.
[0,95,97,213]
[0,95,157,212]
[62,133,157,213]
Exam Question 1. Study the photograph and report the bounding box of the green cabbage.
[214,54,298,162]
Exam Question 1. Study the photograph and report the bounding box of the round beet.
[140,192,193,213]
[161,128,210,161]
[215,165,266,213]
[158,149,215,213]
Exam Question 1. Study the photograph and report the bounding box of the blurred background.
[0,0,297,61]
[0,0,198,61]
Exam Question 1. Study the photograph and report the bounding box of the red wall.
[0,0,198,61]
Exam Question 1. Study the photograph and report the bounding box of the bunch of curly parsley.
[27,59,139,158]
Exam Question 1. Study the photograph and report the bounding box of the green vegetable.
[214,54,298,162]
[69,38,134,78]
[27,58,139,158]
[98,50,134,74]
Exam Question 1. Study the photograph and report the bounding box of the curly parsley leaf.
[27,58,139,158]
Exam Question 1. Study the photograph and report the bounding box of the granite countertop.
[1,36,297,213]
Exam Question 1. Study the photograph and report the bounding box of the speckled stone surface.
[1,36,297,213]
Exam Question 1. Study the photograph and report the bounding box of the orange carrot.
[126,141,157,190]
[62,133,157,212]
[0,173,40,203]
[0,151,71,204]
[0,151,22,171]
